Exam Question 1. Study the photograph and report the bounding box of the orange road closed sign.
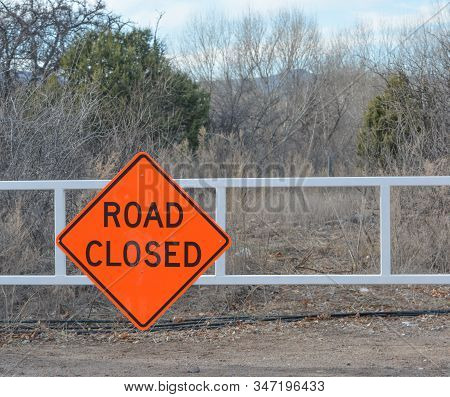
[56,152,231,330]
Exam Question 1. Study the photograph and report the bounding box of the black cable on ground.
[0,309,448,334]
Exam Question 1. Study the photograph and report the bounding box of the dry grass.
[392,186,449,274]
[227,187,379,276]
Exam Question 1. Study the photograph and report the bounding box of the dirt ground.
[0,314,448,377]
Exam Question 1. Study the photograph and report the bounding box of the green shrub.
[357,72,414,170]
[61,28,209,149]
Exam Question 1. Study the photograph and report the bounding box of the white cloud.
[102,0,447,43]
[354,2,448,31]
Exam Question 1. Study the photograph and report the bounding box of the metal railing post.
[215,187,227,276]
[380,184,391,276]
[54,188,66,276]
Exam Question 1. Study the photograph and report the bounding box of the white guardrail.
[0,176,449,285]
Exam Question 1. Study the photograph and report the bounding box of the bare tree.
[178,9,323,167]
[0,0,120,91]
[354,8,449,174]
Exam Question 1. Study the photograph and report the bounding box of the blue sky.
[103,0,446,44]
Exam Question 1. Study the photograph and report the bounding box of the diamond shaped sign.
[57,152,231,330]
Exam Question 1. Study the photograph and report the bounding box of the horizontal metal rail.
[0,274,449,285]
[0,176,448,286]
[0,175,449,190]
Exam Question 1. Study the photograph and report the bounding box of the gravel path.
[0,315,448,376]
